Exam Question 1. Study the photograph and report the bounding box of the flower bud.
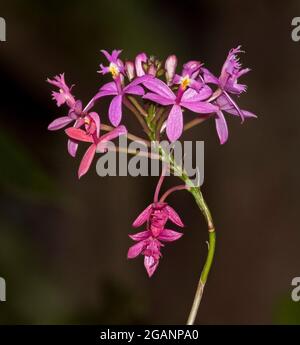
[165,55,177,85]
[135,52,148,76]
[125,61,135,81]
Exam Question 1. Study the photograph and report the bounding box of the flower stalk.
[47,47,256,324]
[186,187,216,325]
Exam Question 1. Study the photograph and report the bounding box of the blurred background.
[0,0,300,324]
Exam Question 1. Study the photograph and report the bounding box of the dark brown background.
[0,0,299,324]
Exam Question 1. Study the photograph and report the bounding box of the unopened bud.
[165,55,177,85]
[125,61,135,81]
[135,52,148,77]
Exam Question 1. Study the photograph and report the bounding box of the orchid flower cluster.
[47,47,256,320]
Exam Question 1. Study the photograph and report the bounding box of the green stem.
[123,97,150,135]
[186,187,216,325]
[128,97,216,325]
[161,151,216,325]
[127,95,148,117]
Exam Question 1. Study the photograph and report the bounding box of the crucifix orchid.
[47,46,256,324]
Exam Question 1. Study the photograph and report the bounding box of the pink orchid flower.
[94,75,152,127]
[173,60,203,91]
[201,46,256,144]
[127,202,184,277]
[202,46,252,122]
[127,171,184,277]
[143,78,218,141]
[47,74,99,157]
[98,49,124,78]
[47,73,76,108]
[65,124,127,179]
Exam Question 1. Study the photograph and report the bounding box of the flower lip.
[109,62,120,78]
[180,75,191,90]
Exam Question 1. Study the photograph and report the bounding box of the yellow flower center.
[109,63,120,78]
[180,75,190,90]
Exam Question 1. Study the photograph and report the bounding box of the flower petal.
[67,139,78,157]
[166,205,184,227]
[101,49,112,61]
[181,100,218,114]
[89,112,101,137]
[144,256,159,277]
[109,95,123,127]
[65,128,93,143]
[166,104,183,142]
[158,229,183,242]
[78,144,97,179]
[225,108,257,118]
[143,78,175,100]
[48,116,73,131]
[98,125,127,146]
[215,110,228,145]
[129,230,151,241]
[202,67,219,85]
[127,240,146,259]
[143,93,175,106]
[124,85,144,96]
[99,81,118,93]
[126,75,153,88]
[181,85,212,102]
[132,204,152,227]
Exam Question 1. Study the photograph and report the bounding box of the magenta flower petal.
[181,100,218,114]
[143,93,175,106]
[48,116,73,131]
[99,125,127,143]
[89,112,101,137]
[181,86,212,102]
[158,229,183,242]
[143,78,175,100]
[109,95,123,127]
[225,108,257,118]
[99,81,118,93]
[132,205,152,227]
[166,104,183,142]
[101,49,122,63]
[129,230,151,241]
[124,85,144,96]
[67,139,78,157]
[65,128,93,143]
[166,205,184,227]
[100,49,112,61]
[215,110,228,145]
[127,75,153,87]
[144,256,159,277]
[201,67,219,85]
[47,73,76,108]
[78,144,97,179]
[127,240,146,259]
